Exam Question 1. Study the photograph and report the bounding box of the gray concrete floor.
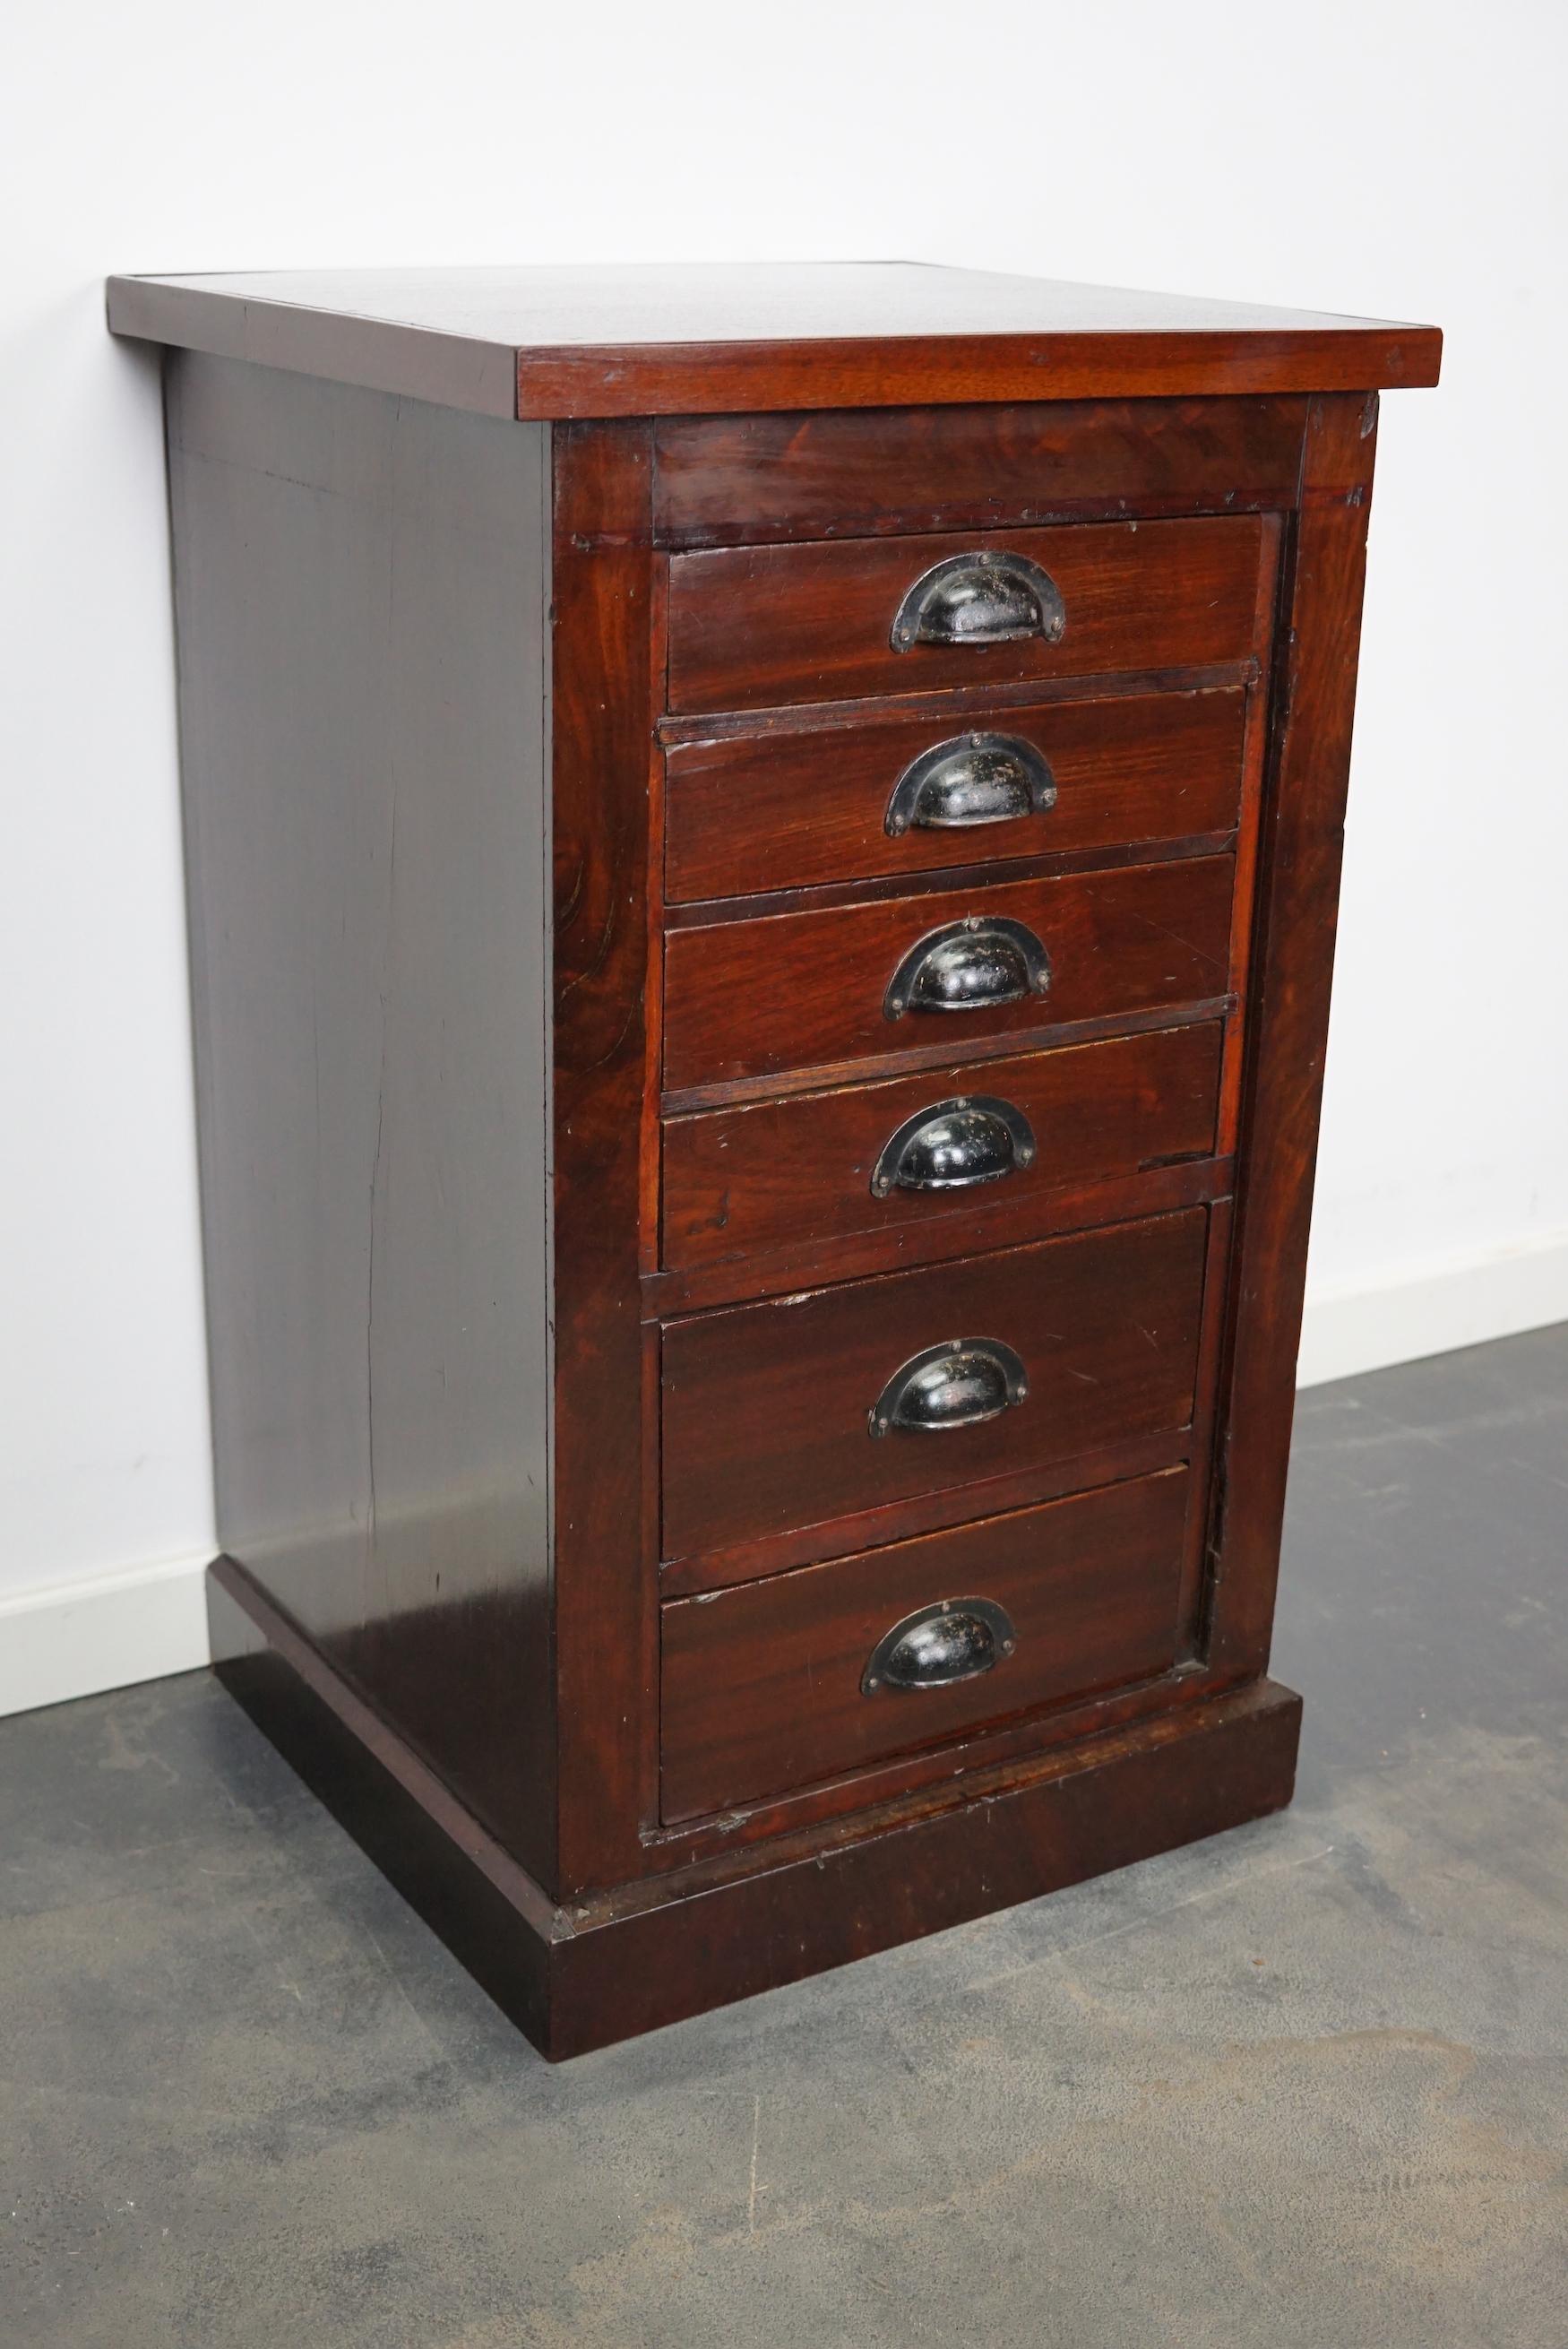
[4,1327,1565,2347]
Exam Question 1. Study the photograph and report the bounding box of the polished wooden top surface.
[108,262,1441,419]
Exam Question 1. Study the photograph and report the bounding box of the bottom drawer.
[660,1465,1189,1822]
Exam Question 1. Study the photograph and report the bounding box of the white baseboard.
[0,1549,213,1718]
[3,1235,1564,1718]
[1297,1229,1568,1387]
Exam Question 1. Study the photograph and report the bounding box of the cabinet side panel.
[170,355,556,1881]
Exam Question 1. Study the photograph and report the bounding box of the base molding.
[1298,1228,1568,1386]
[210,1555,1302,2060]
[0,1548,212,1717]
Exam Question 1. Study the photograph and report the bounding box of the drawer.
[661,1206,1207,1562]
[662,1023,1222,1273]
[666,516,1266,714]
[665,686,1246,903]
[651,399,1307,548]
[663,854,1234,1092]
[660,1466,1191,1820]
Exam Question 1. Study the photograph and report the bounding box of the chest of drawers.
[108,263,1441,2058]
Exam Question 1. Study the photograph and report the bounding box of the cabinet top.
[107,261,1441,421]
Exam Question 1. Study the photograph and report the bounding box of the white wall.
[3,0,1565,1706]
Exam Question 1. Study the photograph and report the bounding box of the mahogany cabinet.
[108,263,1441,2058]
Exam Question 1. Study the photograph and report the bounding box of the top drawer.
[665,516,1266,714]
[652,399,1307,548]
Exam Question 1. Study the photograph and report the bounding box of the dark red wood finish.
[655,1424,1197,1602]
[165,365,561,1884]
[118,262,1434,2058]
[660,1467,1191,1819]
[663,855,1236,1090]
[523,333,1439,422]
[650,1153,1230,1326]
[660,1022,1222,1274]
[658,662,1255,753]
[653,397,1309,547]
[661,1207,1209,1564]
[110,264,1441,424]
[667,516,1266,713]
[664,686,1246,902]
[548,423,659,1894]
[1207,394,1382,1676]
[211,1549,1302,2059]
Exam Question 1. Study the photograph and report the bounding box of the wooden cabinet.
[108,262,1441,2059]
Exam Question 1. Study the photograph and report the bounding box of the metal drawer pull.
[883,915,1051,1020]
[868,1337,1029,1438]
[870,1095,1036,1197]
[891,550,1066,652]
[862,1597,1017,1694]
[884,733,1056,837]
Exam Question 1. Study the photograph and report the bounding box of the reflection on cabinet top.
[107,262,1442,420]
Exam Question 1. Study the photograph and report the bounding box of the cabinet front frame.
[549,394,1374,1894]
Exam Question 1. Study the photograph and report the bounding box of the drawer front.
[666,516,1265,714]
[665,687,1246,903]
[663,854,1234,1092]
[662,1023,1222,1273]
[651,398,1306,548]
[661,1207,1207,1561]
[660,1466,1190,1820]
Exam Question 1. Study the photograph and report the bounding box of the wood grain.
[653,397,1308,547]
[664,686,1246,902]
[1206,394,1381,1677]
[660,1468,1190,1819]
[661,1207,1209,1562]
[650,1156,1230,1326]
[548,422,659,1894]
[663,854,1236,1090]
[667,516,1266,713]
[147,284,1428,2052]
[656,660,1258,748]
[108,263,1440,422]
[211,1546,1301,2060]
[168,357,558,1883]
[656,1426,1195,1598]
[522,332,1438,421]
[660,1023,1222,1273]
